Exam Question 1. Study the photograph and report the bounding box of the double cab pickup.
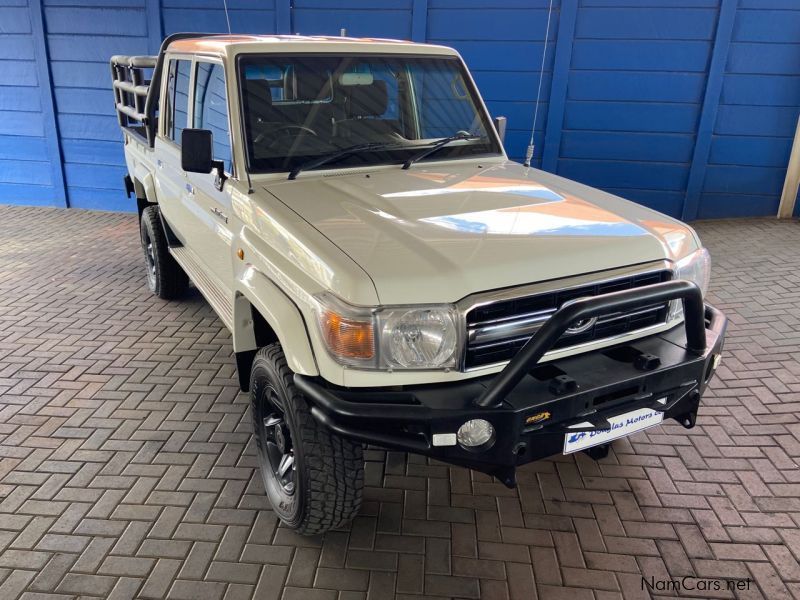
[111,33,726,534]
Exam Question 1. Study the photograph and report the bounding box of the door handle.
[185,183,194,195]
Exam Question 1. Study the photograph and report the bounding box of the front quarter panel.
[232,190,380,306]
[234,266,318,375]
[230,189,378,382]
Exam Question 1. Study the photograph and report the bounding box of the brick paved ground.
[0,206,799,600]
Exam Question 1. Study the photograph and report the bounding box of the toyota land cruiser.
[111,33,726,534]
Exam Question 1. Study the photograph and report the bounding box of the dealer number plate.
[563,407,664,454]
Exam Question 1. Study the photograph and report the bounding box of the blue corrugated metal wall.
[1,0,66,207]
[3,0,800,218]
[557,3,718,218]
[700,1,800,218]
[45,0,151,210]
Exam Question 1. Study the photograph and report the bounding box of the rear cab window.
[164,58,191,144]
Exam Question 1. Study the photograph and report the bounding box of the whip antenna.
[523,0,554,168]
[222,0,232,34]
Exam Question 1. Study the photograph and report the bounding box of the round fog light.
[457,419,494,449]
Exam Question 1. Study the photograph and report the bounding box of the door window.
[194,62,232,173]
[165,58,191,143]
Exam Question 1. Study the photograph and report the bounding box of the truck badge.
[526,411,551,425]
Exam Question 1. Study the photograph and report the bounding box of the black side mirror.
[493,116,507,145]
[181,128,227,190]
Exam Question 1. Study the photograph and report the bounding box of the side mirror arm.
[493,116,507,145]
[212,160,228,191]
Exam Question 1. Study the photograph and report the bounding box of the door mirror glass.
[181,128,228,190]
[181,128,214,173]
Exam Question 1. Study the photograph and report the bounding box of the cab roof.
[167,34,459,58]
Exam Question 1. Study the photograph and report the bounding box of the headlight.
[675,247,711,296]
[313,293,460,370]
[378,308,458,369]
[669,247,711,321]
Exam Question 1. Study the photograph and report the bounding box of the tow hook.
[584,443,611,460]
[678,390,701,429]
[493,467,517,489]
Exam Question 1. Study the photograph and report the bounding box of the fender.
[137,168,157,204]
[234,265,318,378]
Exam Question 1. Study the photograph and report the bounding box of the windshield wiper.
[288,142,403,180]
[401,133,482,170]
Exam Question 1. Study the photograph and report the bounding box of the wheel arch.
[233,270,318,391]
[132,168,158,217]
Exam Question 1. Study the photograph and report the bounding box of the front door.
[186,59,235,286]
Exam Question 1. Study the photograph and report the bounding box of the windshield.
[238,54,502,174]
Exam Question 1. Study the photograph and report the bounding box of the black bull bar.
[296,280,726,486]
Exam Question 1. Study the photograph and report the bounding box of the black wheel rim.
[141,228,156,289]
[256,385,296,496]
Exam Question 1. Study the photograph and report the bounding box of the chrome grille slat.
[468,303,666,350]
[468,312,552,345]
[596,303,666,323]
[473,307,556,328]
[464,269,672,369]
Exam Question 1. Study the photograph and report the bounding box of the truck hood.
[265,160,696,304]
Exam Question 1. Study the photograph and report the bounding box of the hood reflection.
[419,206,648,237]
[382,175,648,237]
[383,183,564,203]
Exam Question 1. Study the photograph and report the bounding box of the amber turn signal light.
[320,310,374,360]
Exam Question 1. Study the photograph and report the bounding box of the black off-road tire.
[250,344,363,535]
[139,205,188,299]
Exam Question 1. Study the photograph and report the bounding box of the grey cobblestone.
[1,207,799,598]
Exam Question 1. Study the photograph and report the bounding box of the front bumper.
[295,280,727,486]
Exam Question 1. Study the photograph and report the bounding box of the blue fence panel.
[293,0,412,38]
[554,1,720,218]
[1,0,800,218]
[0,0,63,206]
[698,2,800,218]
[161,0,278,37]
[41,0,149,209]
[0,60,38,87]
[574,6,718,39]
[40,0,276,210]
[428,0,559,167]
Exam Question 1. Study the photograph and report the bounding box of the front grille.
[464,270,672,369]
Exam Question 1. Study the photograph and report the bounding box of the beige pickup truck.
[111,33,726,535]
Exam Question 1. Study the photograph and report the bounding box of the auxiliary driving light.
[457,419,495,449]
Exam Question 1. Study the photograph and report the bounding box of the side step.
[170,246,234,330]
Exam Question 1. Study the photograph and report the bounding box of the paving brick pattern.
[0,205,799,599]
